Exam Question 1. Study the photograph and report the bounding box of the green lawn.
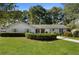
[65,37,79,40]
[0,37,79,55]
[72,37,79,40]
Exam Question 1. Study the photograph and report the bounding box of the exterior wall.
[6,23,33,33]
[45,28,59,33]
[42,28,60,33]
[0,23,68,34]
[63,28,67,32]
[45,29,50,33]
[30,28,36,33]
[44,28,67,34]
[0,28,6,32]
[52,28,59,33]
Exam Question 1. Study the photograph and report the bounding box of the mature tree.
[0,3,17,11]
[48,7,63,24]
[5,3,17,11]
[0,3,5,11]
[9,11,23,22]
[0,3,19,26]
[28,5,52,24]
[22,10,28,20]
[64,3,79,25]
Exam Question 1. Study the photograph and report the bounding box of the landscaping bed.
[25,33,57,41]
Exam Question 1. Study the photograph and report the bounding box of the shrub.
[25,33,57,41]
[0,33,25,37]
[72,31,79,37]
[64,31,72,37]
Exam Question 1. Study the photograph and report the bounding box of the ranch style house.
[0,22,69,34]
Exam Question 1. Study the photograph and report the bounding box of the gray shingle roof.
[3,22,68,29]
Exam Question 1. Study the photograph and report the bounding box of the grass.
[64,36,79,40]
[0,37,79,55]
[73,37,79,40]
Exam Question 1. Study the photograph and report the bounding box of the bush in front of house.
[72,31,79,37]
[0,33,25,37]
[25,33,57,41]
[71,29,79,37]
[64,31,72,37]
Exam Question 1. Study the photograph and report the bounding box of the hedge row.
[0,33,25,37]
[25,33,57,41]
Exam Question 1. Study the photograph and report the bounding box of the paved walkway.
[57,36,79,43]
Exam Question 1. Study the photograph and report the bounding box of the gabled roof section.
[5,22,69,29]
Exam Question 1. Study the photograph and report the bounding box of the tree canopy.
[28,5,52,24]
[0,3,79,28]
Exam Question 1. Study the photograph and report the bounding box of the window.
[41,29,45,33]
[26,29,29,33]
[52,29,54,31]
[36,29,40,33]
[13,28,17,32]
[59,28,63,34]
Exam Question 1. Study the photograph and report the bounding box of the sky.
[16,3,64,11]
